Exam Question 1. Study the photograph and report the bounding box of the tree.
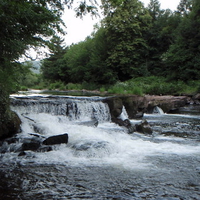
[87,26,117,84]
[102,0,151,81]
[165,0,200,81]
[62,38,93,83]
[177,0,193,16]
[41,36,67,82]
[0,0,99,139]
[147,0,162,21]
[145,0,180,76]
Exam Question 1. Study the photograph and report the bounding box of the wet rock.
[104,96,146,120]
[0,111,21,140]
[135,120,153,135]
[18,151,26,156]
[72,141,108,151]
[112,118,136,134]
[37,146,53,152]
[192,93,200,104]
[120,96,146,119]
[43,133,68,145]
[103,97,123,119]
[193,93,200,101]
[162,131,188,138]
[28,133,46,138]
[78,120,98,127]
[21,140,41,151]
[145,95,189,113]
[112,118,126,127]
[4,137,19,144]
[104,95,189,122]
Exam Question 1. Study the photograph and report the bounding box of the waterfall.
[66,100,111,122]
[118,106,129,120]
[10,96,111,122]
[153,106,165,114]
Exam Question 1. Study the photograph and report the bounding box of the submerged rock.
[77,120,98,127]
[43,133,68,145]
[37,146,53,152]
[18,151,27,156]
[112,118,136,134]
[135,120,153,135]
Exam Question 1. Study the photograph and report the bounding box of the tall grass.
[20,75,200,96]
[107,82,143,95]
[107,76,200,96]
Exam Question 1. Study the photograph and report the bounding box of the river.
[0,92,199,199]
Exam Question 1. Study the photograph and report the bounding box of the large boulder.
[193,93,200,104]
[145,95,189,113]
[0,111,21,140]
[103,97,123,119]
[120,95,146,118]
[104,95,189,120]
[22,140,41,151]
[43,133,68,145]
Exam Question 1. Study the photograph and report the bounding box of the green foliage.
[0,0,67,96]
[38,0,200,95]
[41,36,67,82]
[107,82,143,95]
[165,0,200,81]
[177,0,193,16]
[145,1,180,76]
[100,87,106,93]
[0,0,65,64]
[66,83,83,90]
[50,28,117,85]
[48,81,66,90]
[106,76,199,96]
[103,0,151,81]
[63,39,92,83]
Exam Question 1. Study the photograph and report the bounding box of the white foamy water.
[5,110,199,170]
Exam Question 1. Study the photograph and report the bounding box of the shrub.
[99,87,106,93]
[66,83,82,90]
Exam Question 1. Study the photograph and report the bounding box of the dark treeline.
[41,0,200,86]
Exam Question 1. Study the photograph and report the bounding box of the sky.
[63,0,181,46]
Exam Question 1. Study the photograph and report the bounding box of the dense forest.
[37,0,200,95]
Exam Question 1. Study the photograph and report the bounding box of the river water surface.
[0,92,199,199]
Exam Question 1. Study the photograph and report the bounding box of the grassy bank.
[18,76,200,96]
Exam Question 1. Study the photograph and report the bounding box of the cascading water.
[152,106,165,114]
[0,93,200,200]
[11,95,111,122]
